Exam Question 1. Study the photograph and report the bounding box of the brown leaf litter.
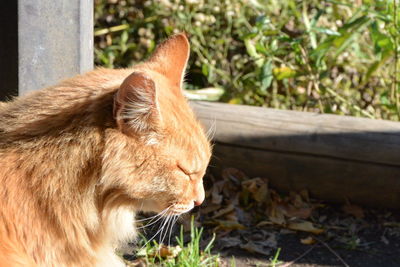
[131,167,400,266]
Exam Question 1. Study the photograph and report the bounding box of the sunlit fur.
[0,34,211,267]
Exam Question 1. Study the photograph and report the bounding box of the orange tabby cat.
[0,34,211,267]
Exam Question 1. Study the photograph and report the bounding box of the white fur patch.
[104,206,136,247]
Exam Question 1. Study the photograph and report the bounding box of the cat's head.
[102,34,211,216]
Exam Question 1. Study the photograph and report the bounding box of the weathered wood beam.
[191,101,400,209]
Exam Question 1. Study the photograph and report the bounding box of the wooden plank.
[191,101,400,208]
[211,143,400,209]
[191,101,400,167]
[0,0,93,99]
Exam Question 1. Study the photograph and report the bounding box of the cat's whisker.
[138,216,169,251]
[206,117,217,141]
[135,207,169,223]
[137,205,176,252]
[167,216,174,247]
[159,205,179,245]
[159,215,172,246]
[144,205,175,234]
[168,215,179,246]
[165,214,177,245]
[136,214,165,230]
[139,200,144,211]
[136,207,170,229]
[211,154,221,161]
[164,215,172,247]
[135,210,167,223]
[157,215,168,245]
[207,118,217,141]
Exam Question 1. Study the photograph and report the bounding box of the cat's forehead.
[176,148,210,174]
[178,127,212,167]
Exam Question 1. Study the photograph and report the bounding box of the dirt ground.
[129,203,400,267]
[213,204,400,267]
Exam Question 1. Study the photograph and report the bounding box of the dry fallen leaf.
[158,245,182,258]
[211,180,225,204]
[342,203,365,219]
[299,189,310,203]
[300,236,317,245]
[242,177,269,203]
[267,202,286,225]
[287,221,324,234]
[124,259,146,267]
[215,220,246,231]
[138,244,182,260]
[278,203,313,219]
[222,168,247,183]
[200,204,221,214]
[290,191,306,208]
[381,235,390,245]
[218,236,242,249]
[212,204,235,219]
[256,221,274,227]
[240,241,272,256]
[225,211,239,222]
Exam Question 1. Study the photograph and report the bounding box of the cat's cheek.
[137,199,165,213]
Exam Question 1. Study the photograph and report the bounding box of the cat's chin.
[135,199,194,216]
[168,202,195,215]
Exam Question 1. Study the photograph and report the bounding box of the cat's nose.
[194,199,203,206]
[194,181,205,206]
[193,188,205,206]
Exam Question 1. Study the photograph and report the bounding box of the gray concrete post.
[0,0,93,100]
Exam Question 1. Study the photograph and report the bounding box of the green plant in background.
[136,217,219,266]
[95,0,400,121]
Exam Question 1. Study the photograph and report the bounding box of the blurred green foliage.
[94,0,400,121]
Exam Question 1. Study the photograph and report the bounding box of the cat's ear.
[147,33,190,87]
[113,72,160,138]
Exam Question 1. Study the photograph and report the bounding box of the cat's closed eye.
[177,164,194,180]
[177,163,204,180]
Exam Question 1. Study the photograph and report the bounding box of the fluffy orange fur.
[0,34,211,267]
